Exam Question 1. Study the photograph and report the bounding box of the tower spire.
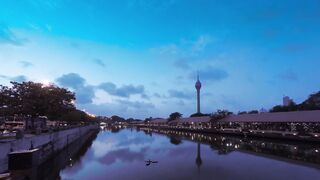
[197,71,199,81]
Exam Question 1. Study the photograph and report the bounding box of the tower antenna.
[197,71,199,81]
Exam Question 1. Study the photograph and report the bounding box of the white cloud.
[149,34,213,57]
[191,35,212,53]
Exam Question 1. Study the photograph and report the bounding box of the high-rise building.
[195,74,202,114]
[283,96,293,106]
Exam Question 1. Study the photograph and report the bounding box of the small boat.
[145,160,158,166]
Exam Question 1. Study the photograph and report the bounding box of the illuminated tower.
[195,74,202,114]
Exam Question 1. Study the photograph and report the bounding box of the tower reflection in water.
[196,143,202,169]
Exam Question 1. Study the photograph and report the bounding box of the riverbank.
[135,125,320,143]
[0,125,99,173]
[138,127,320,169]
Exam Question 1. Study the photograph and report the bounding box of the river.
[54,127,320,180]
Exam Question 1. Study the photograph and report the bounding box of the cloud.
[150,34,212,56]
[116,99,155,109]
[173,59,191,70]
[168,146,191,157]
[141,93,150,100]
[176,76,184,80]
[277,70,298,81]
[74,85,95,104]
[99,82,145,98]
[99,148,146,165]
[55,73,150,106]
[0,24,25,45]
[118,136,154,146]
[191,35,212,53]
[56,73,86,89]
[19,61,33,68]
[149,44,178,55]
[153,93,162,98]
[12,75,27,82]
[168,89,193,99]
[56,73,95,104]
[0,75,27,82]
[190,66,229,82]
[93,58,106,68]
[176,100,185,106]
[77,99,155,119]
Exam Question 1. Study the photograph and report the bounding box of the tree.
[111,115,125,123]
[0,81,100,125]
[299,92,320,110]
[10,81,75,119]
[0,85,16,118]
[270,92,320,112]
[210,109,233,122]
[60,110,85,124]
[60,109,97,125]
[190,112,210,117]
[168,112,182,122]
[0,81,76,121]
[248,110,259,114]
[144,117,152,123]
[270,102,297,113]
[126,118,135,122]
[238,111,247,115]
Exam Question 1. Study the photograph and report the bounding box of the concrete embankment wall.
[0,125,99,173]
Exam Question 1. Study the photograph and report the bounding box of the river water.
[57,127,320,180]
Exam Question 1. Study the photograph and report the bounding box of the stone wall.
[0,125,98,173]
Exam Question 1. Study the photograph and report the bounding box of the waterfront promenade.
[0,125,99,173]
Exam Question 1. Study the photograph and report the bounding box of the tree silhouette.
[0,81,83,122]
[9,81,76,119]
[210,109,233,122]
[168,112,182,121]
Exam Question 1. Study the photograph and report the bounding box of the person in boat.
[145,160,158,166]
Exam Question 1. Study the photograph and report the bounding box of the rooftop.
[221,110,320,123]
[150,118,168,123]
[168,116,211,124]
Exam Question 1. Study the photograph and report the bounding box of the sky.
[0,0,320,119]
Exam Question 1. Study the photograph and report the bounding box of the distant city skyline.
[1,0,320,118]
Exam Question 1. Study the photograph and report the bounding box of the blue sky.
[1,0,320,119]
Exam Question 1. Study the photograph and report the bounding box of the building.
[1,121,26,131]
[283,96,293,106]
[212,110,320,135]
[47,120,59,128]
[168,116,211,129]
[147,118,168,127]
[163,110,320,137]
[25,116,47,131]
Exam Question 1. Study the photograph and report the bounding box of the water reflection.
[58,128,320,180]
[196,143,202,169]
[41,130,98,179]
[99,147,147,166]
[145,128,320,167]
[169,136,182,145]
